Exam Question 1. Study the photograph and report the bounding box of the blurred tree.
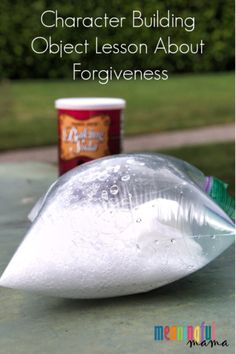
[0,0,234,79]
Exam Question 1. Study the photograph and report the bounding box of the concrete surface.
[0,123,234,163]
[0,162,234,354]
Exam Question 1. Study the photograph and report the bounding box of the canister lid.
[55,98,126,110]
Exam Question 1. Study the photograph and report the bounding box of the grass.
[161,142,235,195]
[0,72,234,151]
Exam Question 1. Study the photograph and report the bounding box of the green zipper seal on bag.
[208,177,235,220]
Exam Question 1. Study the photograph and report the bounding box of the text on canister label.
[59,114,110,160]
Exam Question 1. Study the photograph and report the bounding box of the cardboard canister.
[55,98,126,175]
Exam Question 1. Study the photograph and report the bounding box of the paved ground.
[0,123,234,163]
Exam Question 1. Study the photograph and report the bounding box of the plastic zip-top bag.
[0,153,235,298]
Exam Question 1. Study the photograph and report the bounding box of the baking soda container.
[55,98,126,175]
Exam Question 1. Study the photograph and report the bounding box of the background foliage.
[0,0,234,79]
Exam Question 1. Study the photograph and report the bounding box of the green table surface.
[0,163,234,354]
